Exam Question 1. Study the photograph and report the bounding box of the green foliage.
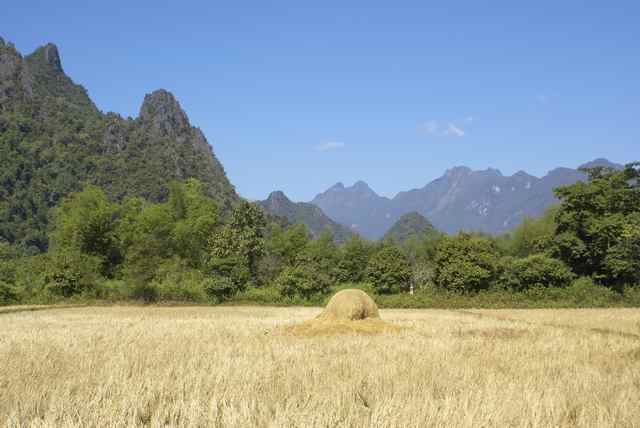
[293,230,340,282]
[169,180,219,267]
[49,185,120,276]
[498,254,575,291]
[508,206,558,257]
[383,211,439,245]
[43,249,102,297]
[203,274,237,302]
[232,285,284,305]
[433,233,500,293]
[208,201,266,281]
[0,43,237,253]
[151,257,210,302]
[274,265,332,299]
[267,223,311,266]
[257,223,311,286]
[552,163,640,288]
[337,235,372,282]
[365,245,412,294]
[0,281,17,305]
[119,201,175,286]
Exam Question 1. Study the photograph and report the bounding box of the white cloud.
[418,120,467,138]
[445,123,465,137]
[315,141,345,152]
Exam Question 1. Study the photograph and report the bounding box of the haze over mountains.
[310,159,623,239]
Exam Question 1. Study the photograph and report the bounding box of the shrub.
[434,233,499,293]
[131,283,159,303]
[623,285,640,307]
[43,249,103,297]
[274,265,332,299]
[233,286,284,305]
[204,275,237,302]
[92,279,130,301]
[151,258,209,302]
[365,245,412,294]
[498,254,575,291]
[0,280,17,305]
[563,277,619,307]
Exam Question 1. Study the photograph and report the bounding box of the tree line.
[1,163,639,306]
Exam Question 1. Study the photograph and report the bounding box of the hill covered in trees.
[0,39,237,252]
[259,191,353,242]
[383,212,439,243]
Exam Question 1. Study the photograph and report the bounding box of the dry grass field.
[1,306,639,427]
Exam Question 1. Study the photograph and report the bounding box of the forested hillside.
[259,191,353,242]
[383,212,440,244]
[0,39,237,252]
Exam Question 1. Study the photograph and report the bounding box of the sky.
[3,1,639,201]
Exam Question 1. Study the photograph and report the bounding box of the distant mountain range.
[259,191,353,242]
[310,159,623,239]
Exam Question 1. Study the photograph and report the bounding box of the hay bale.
[317,289,379,321]
[283,290,401,337]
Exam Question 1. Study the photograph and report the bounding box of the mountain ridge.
[259,191,353,243]
[311,159,625,239]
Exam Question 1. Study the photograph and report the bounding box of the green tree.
[365,245,412,294]
[498,254,575,291]
[170,179,219,267]
[118,200,174,286]
[258,223,311,285]
[43,248,102,297]
[274,265,332,299]
[551,163,640,287]
[337,234,372,283]
[508,206,558,257]
[433,233,500,293]
[268,223,311,266]
[295,230,339,281]
[49,185,120,276]
[208,201,266,284]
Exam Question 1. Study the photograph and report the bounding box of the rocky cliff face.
[0,39,33,110]
[95,88,238,207]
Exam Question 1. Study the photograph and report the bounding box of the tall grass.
[1,306,639,427]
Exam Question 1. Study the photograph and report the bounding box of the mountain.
[312,161,624,239]
[0,39,238,251]
[383,212,439,243]
[578,158,624,170]
[310,181,395,239]
[259,191,353,242]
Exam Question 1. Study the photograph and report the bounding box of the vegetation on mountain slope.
[0,39,237,252]
[259,190,353,243]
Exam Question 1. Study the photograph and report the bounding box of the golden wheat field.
[1,306,639,427]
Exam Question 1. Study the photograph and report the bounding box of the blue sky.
[3,1,639,201]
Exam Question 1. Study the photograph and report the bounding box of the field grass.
[1,306,639,427]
